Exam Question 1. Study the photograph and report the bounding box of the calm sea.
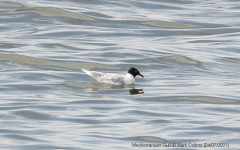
[0,0,240,149]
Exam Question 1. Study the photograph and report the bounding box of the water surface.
[0,0,240,149]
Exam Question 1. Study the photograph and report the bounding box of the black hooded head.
[128,67,144,78]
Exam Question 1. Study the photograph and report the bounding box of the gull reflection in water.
[65,82,144,95]
[129,89,144,95]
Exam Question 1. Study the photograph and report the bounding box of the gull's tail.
[81,68,100,81]
[81,68,92,76]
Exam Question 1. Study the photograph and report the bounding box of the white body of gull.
[81,67,144,85]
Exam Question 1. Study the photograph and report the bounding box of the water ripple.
[0,0,240,149]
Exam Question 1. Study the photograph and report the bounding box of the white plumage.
[81,67,144,85]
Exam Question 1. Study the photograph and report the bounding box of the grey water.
[0,0,240,149]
